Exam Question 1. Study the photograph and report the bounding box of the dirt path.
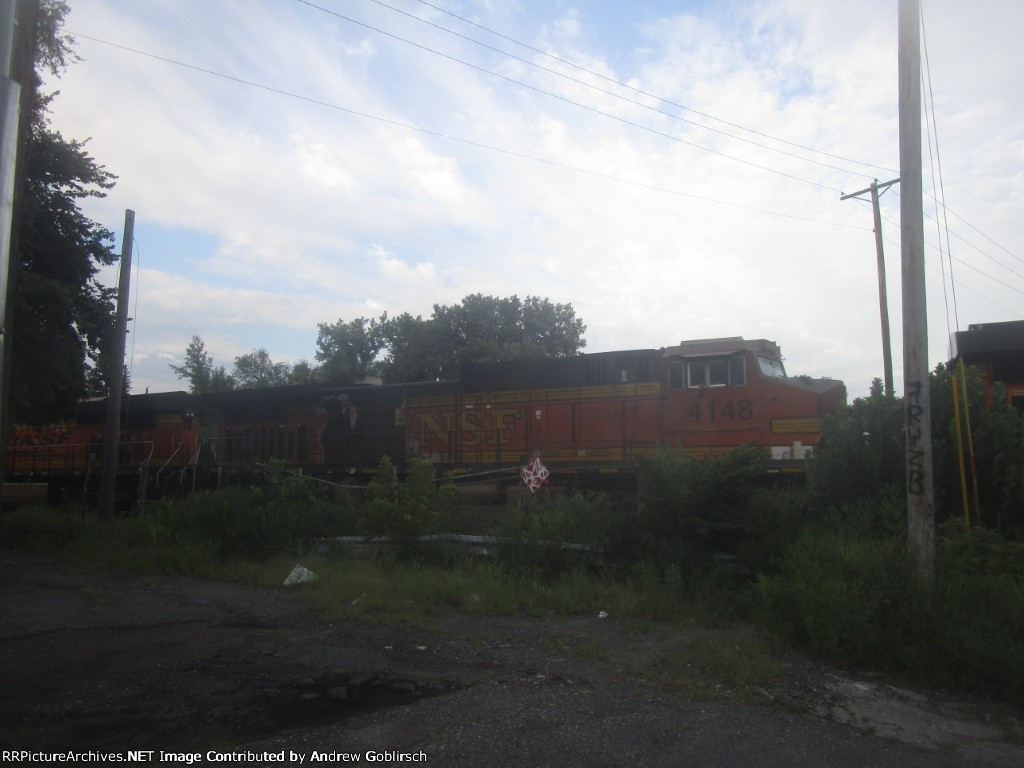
[1,550,1021,766]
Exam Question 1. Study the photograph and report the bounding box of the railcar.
[390,337,845,479]
[3,336,846,504]
[951,320,1024,411]
[309,337,844,482]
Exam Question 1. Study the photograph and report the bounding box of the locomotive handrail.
[155,443,185,485]
[4,440,156,475]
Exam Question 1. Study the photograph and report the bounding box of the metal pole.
[99,210,135,519]
[898,0,935,591]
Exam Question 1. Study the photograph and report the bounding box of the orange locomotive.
[393,337,845,479]
[4,337,846,502]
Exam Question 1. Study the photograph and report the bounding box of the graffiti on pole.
[905,379,927,495]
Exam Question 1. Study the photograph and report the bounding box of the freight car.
[3,336,845,503]
[951,320,1024,411]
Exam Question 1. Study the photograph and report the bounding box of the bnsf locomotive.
[4,337,845,503]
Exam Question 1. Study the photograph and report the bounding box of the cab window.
[728,356,746,386]
[681,355,746,388]
[687,361,706,388]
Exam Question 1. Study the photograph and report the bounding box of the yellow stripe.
[771,417,821,435]
[409,381,662,408]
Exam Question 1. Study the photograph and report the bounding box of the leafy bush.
[496,490,628,574]
[631,444,764,565]
[360,456,457,551]
[806,379,904,508]
[756,531,908,667]
[757,524,1024,704]
[812,366,1024,539]
[0,505,82,551]
[152,460,346,556]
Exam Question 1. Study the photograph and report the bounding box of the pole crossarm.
[840,177,900,201]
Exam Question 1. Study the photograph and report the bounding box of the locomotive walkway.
[1,549,1021,766]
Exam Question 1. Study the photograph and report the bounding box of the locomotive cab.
[662,337,845,467]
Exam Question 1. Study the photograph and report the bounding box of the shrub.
[757,524,1024,704]
[756,531,908,667]
[632,444,764,565]
[496,490,629,574]
[0,505,82,551]
[806,379,904,508]
[360,457,457,553]
[152,461,345,557]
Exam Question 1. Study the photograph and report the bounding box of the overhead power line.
[359,0,881,181]
[397,0,1020,279]
[405,0,899,178]
[293,0,844,193]
[70,32,866,231]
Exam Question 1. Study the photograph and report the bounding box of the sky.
[40,0,1024,398]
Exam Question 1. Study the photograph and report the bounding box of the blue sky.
[44,0,1024,397]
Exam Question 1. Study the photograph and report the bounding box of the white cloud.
[43,0,1024,400]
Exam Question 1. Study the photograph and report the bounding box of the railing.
[4,441,157,478]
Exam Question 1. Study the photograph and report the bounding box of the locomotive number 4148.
[687,399,754,421]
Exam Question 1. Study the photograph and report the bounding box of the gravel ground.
[1,549,1021,767]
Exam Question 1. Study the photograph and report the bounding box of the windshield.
[757,356,786,378]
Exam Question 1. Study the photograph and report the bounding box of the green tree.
[806,379,905,509]
[315,315,388,385]
[232,348,291,389]
[287,360,320,385]
[429,294,586,378]
[9,0,120,423]
[377,311,445,383]
[169,335,234,393]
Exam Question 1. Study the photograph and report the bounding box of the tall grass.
[756,522,1024,705]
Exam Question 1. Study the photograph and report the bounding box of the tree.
[318,296,587,385]
[386,294,586,382]
[169,335,234,393]
[377,311,445,383]
[8,0,120,424]
[287,360,320,385]
[232,348,290,389]
[315,315,388,385]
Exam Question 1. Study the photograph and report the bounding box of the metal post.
[98,210,135,519]
[898,0,935,591]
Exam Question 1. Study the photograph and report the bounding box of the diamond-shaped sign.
[520,456,550,493]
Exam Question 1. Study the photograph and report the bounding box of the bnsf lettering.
[9,430,72,447]
[415,408,521,448]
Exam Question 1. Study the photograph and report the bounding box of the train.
[3,337,846,505]
[951,320,1024,411]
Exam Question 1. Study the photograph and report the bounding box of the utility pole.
[99,210,135,520]
[898,0,935,591]
[0,0,22,477]
[841,177,900,397]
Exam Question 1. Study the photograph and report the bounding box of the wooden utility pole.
[898,0,935,591]
[99,210,135,520]
[841,177,900,397]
